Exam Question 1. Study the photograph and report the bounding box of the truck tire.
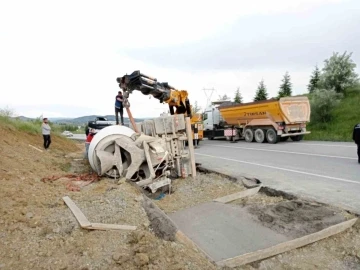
[290,135,304,142]
[266,129,279,144]
[244,129,254,143]
[254,129,265,143]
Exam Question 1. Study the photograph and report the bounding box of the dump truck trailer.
[203,96,311,144]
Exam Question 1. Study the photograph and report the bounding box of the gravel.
[155,173,245,213]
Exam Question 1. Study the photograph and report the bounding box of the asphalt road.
[195,139,360,214]
[67,133,359,213]
[69,134,86,141]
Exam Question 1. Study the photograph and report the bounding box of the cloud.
[0,0,358,118]
[122,0,360,71]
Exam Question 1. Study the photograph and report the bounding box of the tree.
[0,106,15,117]
[254,79,268,101]
[234,87,243,103]
[218,94,230,101]
[278,71,292,98]
[192,101,201,113]
[307,65,321,93]
[310,88,343,123]
[320,51,359,94]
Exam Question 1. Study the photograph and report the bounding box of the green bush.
[309,89,343,123]
[320,51,359,94]
[306,86,360,141]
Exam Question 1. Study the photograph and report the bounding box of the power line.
[203,88,215,108]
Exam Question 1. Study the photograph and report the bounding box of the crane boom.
[116,70,192,117]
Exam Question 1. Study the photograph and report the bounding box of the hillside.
[14,115,147,125]
[306,87,360,142]
[0,116,78,178]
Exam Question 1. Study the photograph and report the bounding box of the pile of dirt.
[245,198,352,238]
[155,173,245,213]
[112,229,215,270]
[232,192,285,207]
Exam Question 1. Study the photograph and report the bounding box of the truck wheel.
[290,135,304,142]
[244,129,254,143]
[266,129,279,144]
[254,129,265,143]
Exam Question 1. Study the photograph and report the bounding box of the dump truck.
[203,96,311,144]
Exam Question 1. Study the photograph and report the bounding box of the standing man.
[42,118,51,150]
[115,90,124,125]
[84,128,96,159]
[353,123,360,163]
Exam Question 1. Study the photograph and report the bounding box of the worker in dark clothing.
[115,90,124,125]
[42,118,51,150]
[353,123,360,163]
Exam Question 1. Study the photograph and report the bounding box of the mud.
[247,199,352,238]
[142,196,178,241]
[260,186,298,200]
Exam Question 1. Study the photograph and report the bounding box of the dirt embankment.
[0,125,215,270]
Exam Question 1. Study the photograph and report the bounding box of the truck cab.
[203,100,231,130]
[86,117,117,135]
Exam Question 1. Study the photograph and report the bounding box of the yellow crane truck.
[203,96,311,144]
[117,70,203,145]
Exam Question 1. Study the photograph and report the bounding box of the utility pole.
[203,88,215,109]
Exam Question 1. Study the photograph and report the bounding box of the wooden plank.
[29,144,43,152]
[217,218,358,268]
[185,117,196,178]
[89,223,137,231]
[62,196,92,228]
[214,186,261,203]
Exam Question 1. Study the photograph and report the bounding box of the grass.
[0,115,42,134]
[305,86,360,142]
[0,115,83,135]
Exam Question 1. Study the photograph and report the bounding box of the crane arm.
[116,70,192,117]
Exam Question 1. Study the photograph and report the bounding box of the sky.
[0,0,359,118]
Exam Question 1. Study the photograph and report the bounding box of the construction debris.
[41,172,100,191]
[28,144,43,152]
[62,196,136,231]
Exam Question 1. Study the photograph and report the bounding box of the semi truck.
[203,96,311,144]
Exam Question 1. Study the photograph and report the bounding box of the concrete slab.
[169,202,290,262]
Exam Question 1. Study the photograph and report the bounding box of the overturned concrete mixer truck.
[87,71,197,193]
[203,96,311,143]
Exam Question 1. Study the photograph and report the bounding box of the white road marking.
[195,153,360,185]
[290,142,356,148]
[210,144,357,160]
